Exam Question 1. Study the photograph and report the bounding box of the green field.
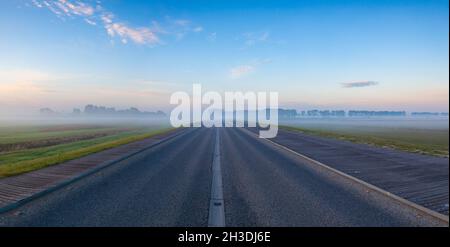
[281,124,449,157]
[0,124,173,177]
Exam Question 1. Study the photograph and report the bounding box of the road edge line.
[0,128,191,214]
[241,128,449,225]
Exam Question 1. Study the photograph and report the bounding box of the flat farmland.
[0,123,172,177]
[281,117,449,157]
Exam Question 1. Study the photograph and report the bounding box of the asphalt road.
[0,127,446,226]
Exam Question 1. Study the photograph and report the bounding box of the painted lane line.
[208,128,225,227]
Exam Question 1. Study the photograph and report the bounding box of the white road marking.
[208,128,225,227]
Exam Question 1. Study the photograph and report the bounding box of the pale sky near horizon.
[0,0,448,114]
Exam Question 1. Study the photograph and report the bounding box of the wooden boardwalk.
[253,128,449,215]
[0,128,185,212]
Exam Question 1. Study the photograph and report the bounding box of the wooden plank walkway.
[249,127,449,215]
[0,128,185,212]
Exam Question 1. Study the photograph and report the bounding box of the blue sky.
[0,0,448,113]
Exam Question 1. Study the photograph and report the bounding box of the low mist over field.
[280,116,449,130]
[0,115,170,128]
[280,115,449,157]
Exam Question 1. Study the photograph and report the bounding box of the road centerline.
[208,128,225,227]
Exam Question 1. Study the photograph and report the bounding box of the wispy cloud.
[341,81,379,88]
[164,17,204,40]
[241,31,270,47]
[56,0,94,16]
[230,58,271,79]
[30,0,201,46]
[101,13,159,45]
[31,0,43,8]
[207,32,217,42]
[84,18,96,26]
[230,65,255,79]
[193,26,204,32]
[32,0,95,20]
[173,19,190,27]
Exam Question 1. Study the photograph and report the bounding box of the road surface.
[0,127,446,226]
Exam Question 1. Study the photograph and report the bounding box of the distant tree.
[278,109,297,119]
[349,110,406,117]
[82,104,165,118]
[72,108,81,115]
[39,108,56,115]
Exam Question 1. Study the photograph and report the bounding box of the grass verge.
[0,128,174,178]
[280,125,449,157]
